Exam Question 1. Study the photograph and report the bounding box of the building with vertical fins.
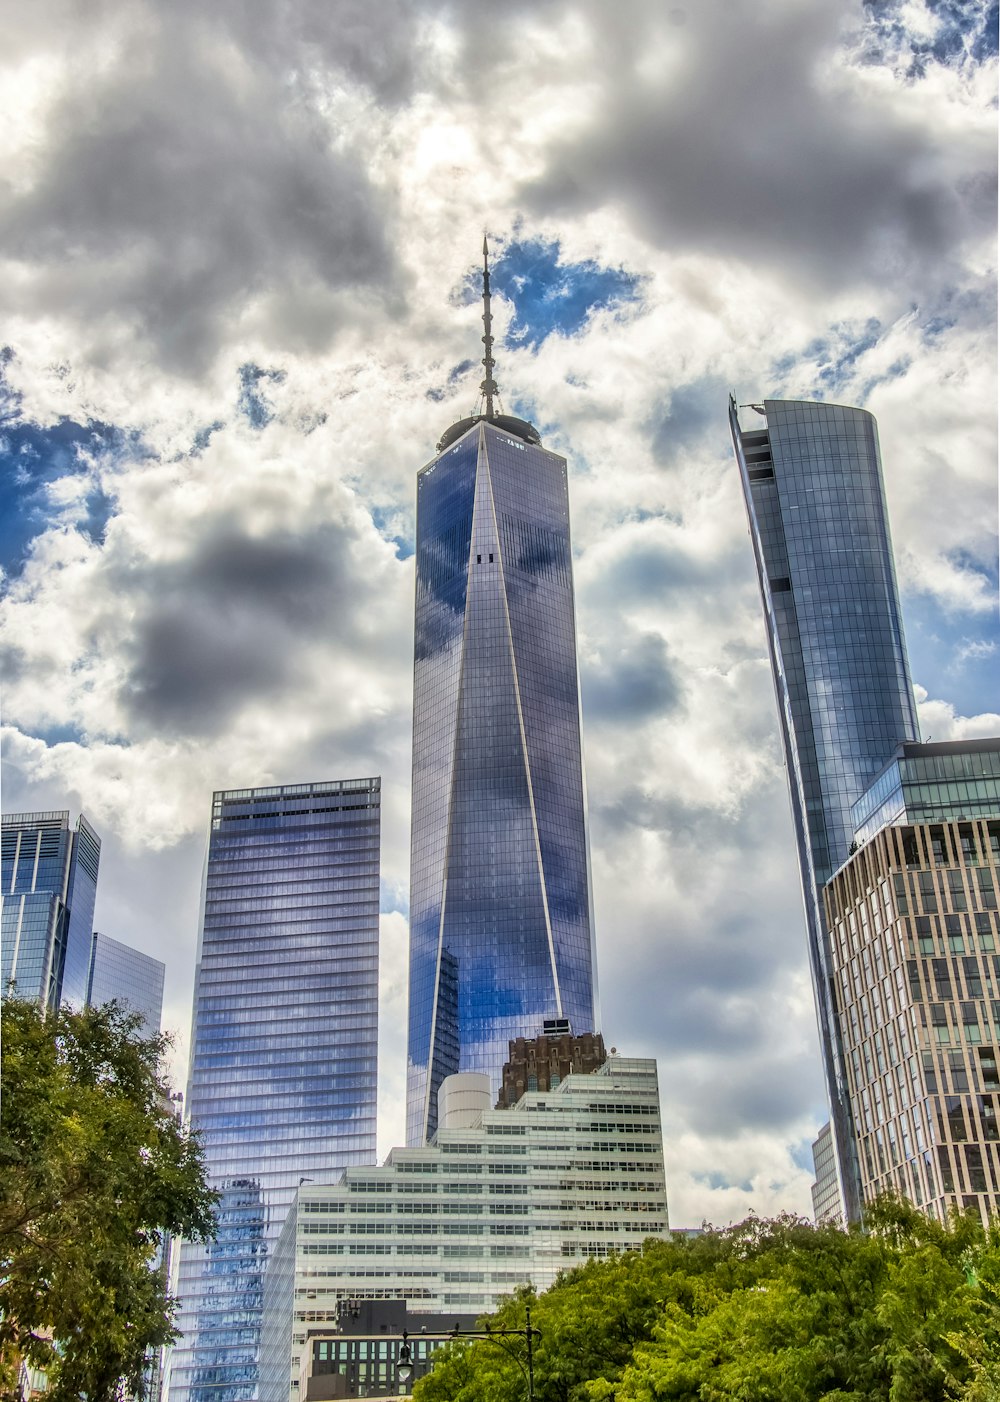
[87,930,165,1035]
[406,244,598,1145]
[730,398,920,1222]
[825,739,1000,1226]
[1,809,101,1010]
[168,778,381,1402]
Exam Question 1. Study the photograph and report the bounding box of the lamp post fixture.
[397,1306,542,1401]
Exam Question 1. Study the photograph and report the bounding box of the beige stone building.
[825,754,1000,1225]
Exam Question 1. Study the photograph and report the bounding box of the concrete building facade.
[259,1057,667,1401]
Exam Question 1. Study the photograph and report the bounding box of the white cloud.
[1,0,996,1228]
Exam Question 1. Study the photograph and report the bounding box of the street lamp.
[451,1305,542,1402]
[397,1334,414,1385]
[395,1308,542,1400]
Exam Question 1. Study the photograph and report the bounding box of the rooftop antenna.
[480,235,498,418]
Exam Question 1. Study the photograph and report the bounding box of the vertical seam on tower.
[422,426,484,1140]
[484,433,563,1016]
[9,894,25,986]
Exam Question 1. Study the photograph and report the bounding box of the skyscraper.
[169,778,381,1402]
[2,809,101,1010]
[730,397,920,1222]
[87,930,165,1035]
[406,245,598,1144]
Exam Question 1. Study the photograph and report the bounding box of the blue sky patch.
[190,420,225,455]
[0,351,145,581]
[237,362,286,429]
[370,505,414,560]
[860,0,998,73]
[903,584,1000,719]
[462,237,644,352]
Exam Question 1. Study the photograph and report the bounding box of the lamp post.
[397,1306,542,1401]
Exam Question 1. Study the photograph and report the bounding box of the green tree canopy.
[0,996,218,1401]
[415,1203,1000,1402]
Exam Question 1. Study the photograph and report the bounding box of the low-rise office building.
[259,1055,668,1400]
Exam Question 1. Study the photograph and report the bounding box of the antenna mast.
[480,236,498,418]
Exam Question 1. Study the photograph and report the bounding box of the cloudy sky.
[1,0,997,1226]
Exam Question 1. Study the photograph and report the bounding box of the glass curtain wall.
[168,779,380,1402]
[730,397,919,1222]
[87,931,165,1034]
[1,810,100,1010]
[407,420,597,1145]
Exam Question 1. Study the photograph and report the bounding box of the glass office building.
[852,740,1000,847]
[1,809,101,1010]
[730,397,919,1221]
[169,779,381,1402]
[407,412,598,1145]
[87,930,165,1034]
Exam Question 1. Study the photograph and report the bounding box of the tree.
[0,996,218,1401]
[414,1204,1000,1402]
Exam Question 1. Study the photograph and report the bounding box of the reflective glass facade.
[1,809,100,1010]
[407,420,597,1144]
[730,398,919,1221]
[169,779,380,1402]
[851,740,1000,847]
[87,930,165,1035]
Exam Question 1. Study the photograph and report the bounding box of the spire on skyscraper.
[436,239,542,452]
[480,235,498,418]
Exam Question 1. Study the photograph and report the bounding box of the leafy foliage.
[0,997,218,1401]
[415,1204,1000,1402]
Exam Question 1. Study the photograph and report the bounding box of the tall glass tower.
[406,245,598,1145]
[169,778,380,1402]
[729,397,919,1222]
[1,809,101,1010]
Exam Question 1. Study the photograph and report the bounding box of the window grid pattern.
[826,817,1000,1228]
[87,931,165,1035]
[1,810,100,1010]
[852,743,1000,845]
[260,1059,668,1399]
[170,781,380,1402]
[731,398,919,1223]
[407,423,597,1146]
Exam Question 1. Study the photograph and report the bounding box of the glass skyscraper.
[406,257,597,1144]
[87,930,165,1035]
[730,397,919,1221]
[2,809,101,1010]
[169,778,380,1402]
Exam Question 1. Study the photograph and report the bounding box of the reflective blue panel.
[730,397,919,1221]
[169,780,380,1402]
[406,423,597,1144]
[86,930,165,1035]
[852,739,1000,845]
[1,810,100,1011]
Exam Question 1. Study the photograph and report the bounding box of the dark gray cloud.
[649,378,734,467]
[0,6,401,372]
[582,629,683,722]
[179,0,422,106]
[591,756,824,1137]
[118,521,379,733]
[490,0,994,294]
[583,542,696,600]
[682,1050,821,1136]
